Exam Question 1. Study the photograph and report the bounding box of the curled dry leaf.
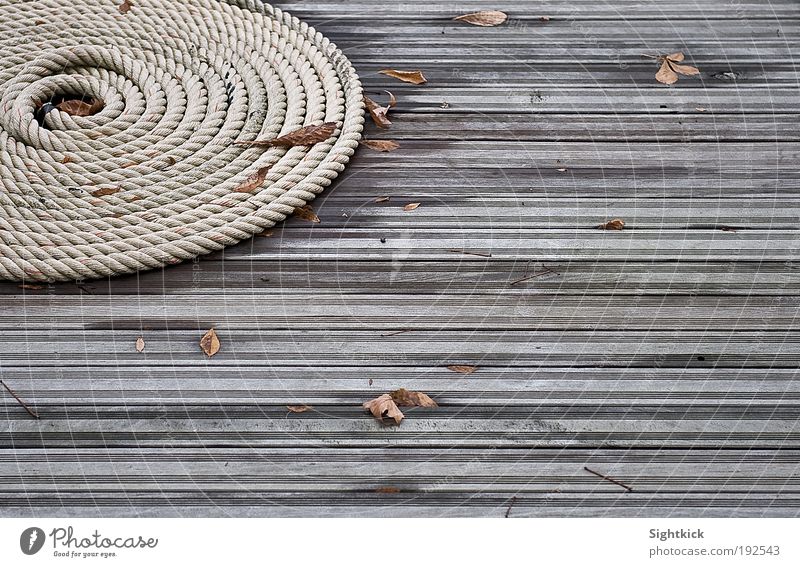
[654,52,700,85]
[378,69,427,85]
[390,388,438,408]
[454,10,508,26]
[597,218,625,230]
[57,98,104,117]
[234,122,336,148]
[447,364,478,375]
[361,140,400,152]
[294,204,320,223]
[91,187,122,197]
[286,405,313,413]
[375,196,390,203]
[234,166,269,193]
[364,92,396,128]
[119,0,132,14]
[200,328,220,357]
[403,202,420,212]
[135,337,145,353]
[363,393,405,425]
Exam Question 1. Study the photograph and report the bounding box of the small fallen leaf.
[557,167,567,172]
[61,156,73,164]
[363,393,405,424]
[234,166,269,193]
[56,98,104,117]
[200,328,220,357]
[234,122,336,148]
[390,388,438,408]
[695,106,707,112]
[135,337,145,352]
[597,218,625,230]
[286,405,312,413]
[403,202,420,211]
[361,140,400,152]
[18,284,44,290]
[364,94,393,128]
[454,10,508,26]
[375,196,390,203]
[119,0,132,14]
[654,52,700,85]
[375,487,402,493]
[91,187,122,197]
[540,16,551,22]
[294,204,320,223]
[447,365,478,375]
[379,69,427,85]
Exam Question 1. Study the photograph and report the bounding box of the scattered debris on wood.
[447,365,478,374]
[234,166,270,193]
[234,122,336,148]
[363,393,405,424]
[597,218,625,230]
[364,91,396,128]
[584,466,633,492]
[379,69,427,85]
[286,405,313,413]
[403,202,420,211]
[453,10,508,26]
[294,204,320,223]
[0,379,40,419]
[200,328,220,357]
[18,284,44,290]
[649,52,700,85]
[361,140,400,152]
[390,388,438,408]
[135,337,145,353]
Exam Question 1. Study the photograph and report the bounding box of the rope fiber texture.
[0,0,364,282]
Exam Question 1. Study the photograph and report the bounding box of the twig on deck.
[505,496,517,518]
[381,329,413,337]
[448,249,492,258]
[509,268,556,286]
[0,379,40,419]
[584,466,632,492]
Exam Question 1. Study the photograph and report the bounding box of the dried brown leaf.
[18,284,44,290]
[390,388,438,408]
[671,63,700,76]
[363,393,405,424]
[56,98,104,117]
[294,204,320,223]
[119,0,132,14]
[655,59,678,84]
[135,336,145,353]
[375,196,390,203]
[447,364,478,375]
[454,10,508,26]
[234,166,269,193]
[286,405,313,413]
[91,187,122,197]
[403,202,420,211]
[234,122,336,148]
[361,140,400,152]
[378,69,427,85]
[667,52,685,62]
[364,95,392,128]
[200,328,220,357]
[597,218,625,230]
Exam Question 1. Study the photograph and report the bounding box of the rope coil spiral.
[0,0,364,282]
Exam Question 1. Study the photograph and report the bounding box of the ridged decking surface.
[1,0,799,517]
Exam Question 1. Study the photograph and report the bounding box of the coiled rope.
[0,0,364,282]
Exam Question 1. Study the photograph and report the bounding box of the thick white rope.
[0,0,364,282]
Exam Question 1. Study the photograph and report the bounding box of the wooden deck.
[2,0,800,517]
